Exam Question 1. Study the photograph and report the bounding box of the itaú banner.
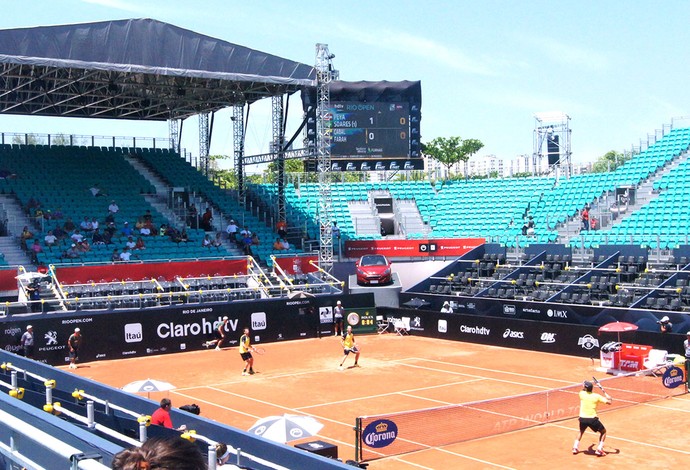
[345,238,485,258]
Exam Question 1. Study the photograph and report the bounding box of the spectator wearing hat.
[333,300,345,336]
[440,301,454,314]
[67,328,82,369]
[226,219,239,243]
[658,315,673,333]
[21,325,34,358]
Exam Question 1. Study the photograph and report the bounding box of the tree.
[11,133,39,145]
[423,136,484,180]
[591,150,626,173]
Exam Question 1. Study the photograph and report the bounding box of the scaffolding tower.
[533,112,571,181]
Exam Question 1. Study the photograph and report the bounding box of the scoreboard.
[329,102,410,159]
[302,80,422,172]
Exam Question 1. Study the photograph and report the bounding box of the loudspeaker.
[547,134,560,165]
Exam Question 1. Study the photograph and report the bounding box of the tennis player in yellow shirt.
[572,380,612,456]
[239,327,255,376]
[338,325,360,370]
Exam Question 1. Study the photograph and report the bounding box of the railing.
[0,132,171,150]
[0,408,110,470]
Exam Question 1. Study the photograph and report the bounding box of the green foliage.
[591,150,626,173]
[511,172,533,178]
[423,136,484,179]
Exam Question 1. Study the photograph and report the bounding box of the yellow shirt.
[579,390,607,418]
[343,332,355,349]
[239,334,251,354]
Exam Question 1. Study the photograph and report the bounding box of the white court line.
[400,356,578,385]
[297,378,485,410]
[548,422,690,455]
[174,389,357,451]
[397,362,555,391]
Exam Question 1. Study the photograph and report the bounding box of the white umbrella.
[16,272,50,282]
[248,414,323,443]
[122,379,176,398]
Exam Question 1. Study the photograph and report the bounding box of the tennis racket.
[592,376,606,393]
[252,346,266,355]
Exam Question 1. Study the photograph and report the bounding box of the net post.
[354,417,362,462]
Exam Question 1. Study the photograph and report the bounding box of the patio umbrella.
[598,321,638,342]
[248,414,323,443]
[16,272,50,282]
[122,379,176,398]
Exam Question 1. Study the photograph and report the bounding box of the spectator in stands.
[104,221,117,240]
[111,248,120,263]
[91,217,99,232]
[200,208,213,231]
[121,221,134,238]
[213,232,224,249]
[70,229,84,244]
[44,230,57,249]
[30,239,42,263]
[108,200,119,215]
[63,217,76,232]
[331,221,340,239]
[88,183,106,198]
[187,204,198,228]
[25,197,40,213]
[52,225,67,241]
[134,237,146,251]
[214,442,236,468]
[440,301,454,314]
[202,234,212,248]
[150,398,187,431]
[251,232,260,247]
[92,228,106,245]
[277,220,288,239]
[240,226,251,239]
[104,211,115,224]
[273,238,285,251]
[111,437,201,470]
[119,246,133,262]
[581,206,590,231]
[159,224,167,237]
[125,236,136,250]
[242,232,253,256]
[590,216,598,230]
[142,209,153,224]
[63,243,80,260]
[139,221,154,236]
[20,226,34,251]
[226,219,239,242]
[76,239,91,253]
[280,238,290,250]
[178,228,189,243]
[80,217,93,233]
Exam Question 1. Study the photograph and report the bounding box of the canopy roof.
[0,18,315,120]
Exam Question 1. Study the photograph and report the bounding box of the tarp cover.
[0,18,315,85]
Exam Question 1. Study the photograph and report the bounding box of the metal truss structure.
[533,112,572,181]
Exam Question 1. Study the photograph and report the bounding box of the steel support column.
[272,95,286,226]
[232,105,246,206]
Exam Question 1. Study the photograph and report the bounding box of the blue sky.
[2,0,690,170]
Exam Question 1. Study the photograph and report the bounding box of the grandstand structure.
[0,16,689,470]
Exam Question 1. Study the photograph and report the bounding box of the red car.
[355,255,393,286]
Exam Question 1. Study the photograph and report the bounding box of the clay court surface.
[68,335,689,469]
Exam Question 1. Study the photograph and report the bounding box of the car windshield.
[361,255,386,266]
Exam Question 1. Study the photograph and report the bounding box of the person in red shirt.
[150,398,186,431]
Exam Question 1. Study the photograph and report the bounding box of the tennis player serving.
[573,379,612,456]
[339,325,360,370]
[239,327,256,376]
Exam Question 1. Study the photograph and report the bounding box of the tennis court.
[71,334,690,469]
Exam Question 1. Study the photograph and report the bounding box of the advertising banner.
[345,238,484,258]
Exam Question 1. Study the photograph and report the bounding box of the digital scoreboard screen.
[303,80,422,171]
[330,102,409,159]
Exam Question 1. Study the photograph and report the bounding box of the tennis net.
[355,365,686,461]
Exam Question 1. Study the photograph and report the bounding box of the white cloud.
[333,24,496,76]
[517,34,610,72]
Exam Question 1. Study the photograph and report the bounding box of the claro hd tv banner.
[345,238,485,258]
